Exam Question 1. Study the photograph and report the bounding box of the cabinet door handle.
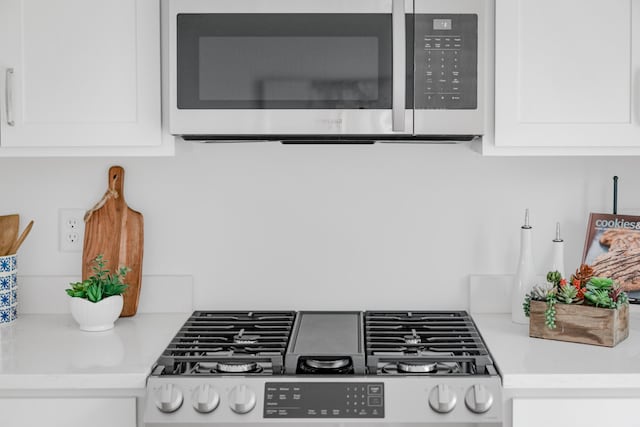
[392,0,406,132]
[5,68,15,126]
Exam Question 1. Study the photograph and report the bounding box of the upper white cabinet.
[489,0,640,155]
[0,0,172,156]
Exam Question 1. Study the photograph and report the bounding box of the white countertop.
[4,310,640,393]
[473,310,640,390]
[0,313,189,390]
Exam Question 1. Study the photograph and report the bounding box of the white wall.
[1,141,638,311]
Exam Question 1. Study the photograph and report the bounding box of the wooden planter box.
[529,301,629,347]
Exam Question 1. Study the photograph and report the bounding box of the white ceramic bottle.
[551,222,565,280]
[512,209,535,324]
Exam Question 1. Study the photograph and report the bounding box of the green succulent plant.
[65,254,130,303]
[588,277,614,289]
[530,284,554,301]
[582,277,626,309]
[544,296,557,329]
[584,288,615,308]
[524,268,629,330]
[523,294,531,317]
[557,283,579,304]
[546,271,563,286]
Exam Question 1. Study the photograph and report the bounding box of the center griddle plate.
[284,311,366,374]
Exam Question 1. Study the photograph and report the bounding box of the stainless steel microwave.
[166,0,488,142]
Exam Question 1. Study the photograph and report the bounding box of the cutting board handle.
[109,166,125,199]
[85,166,126,223]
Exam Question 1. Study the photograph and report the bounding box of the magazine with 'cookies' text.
[582,213,640,300]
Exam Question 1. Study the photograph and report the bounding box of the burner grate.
[155,311,296,376]
[364,311,494,375]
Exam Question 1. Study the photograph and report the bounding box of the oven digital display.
[263,382,384,418]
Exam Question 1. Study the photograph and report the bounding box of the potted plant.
[65,254,130,332]
[523,265,629,347]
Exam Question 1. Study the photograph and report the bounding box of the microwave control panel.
[414,14,478,110]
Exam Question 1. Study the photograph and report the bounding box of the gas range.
[144,310,502,426]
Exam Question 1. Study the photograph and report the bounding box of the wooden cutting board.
[82,166,144,317]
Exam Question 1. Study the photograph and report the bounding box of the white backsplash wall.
[2,142,639,311]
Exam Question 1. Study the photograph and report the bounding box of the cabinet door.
[494,0,640,148]
[0,0,160,148]
[0,397,135,427]
[513,398,640,427]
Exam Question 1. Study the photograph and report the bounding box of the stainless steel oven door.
[167,0,413,136]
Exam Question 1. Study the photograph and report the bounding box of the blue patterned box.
[0,292,9,307]
[0,254,15,272]
[0,308,10,324]
[0,254,17,326]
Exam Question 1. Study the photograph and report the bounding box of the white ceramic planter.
[69,295,123,332]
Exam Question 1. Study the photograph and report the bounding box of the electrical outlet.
[59,209,86,252]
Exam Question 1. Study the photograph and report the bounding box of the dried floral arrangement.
[523,264,629,329]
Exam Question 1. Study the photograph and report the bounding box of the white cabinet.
[513,398,640,427]
[489,0,640,155]
[0,397,136,427]
[0,0,172,156]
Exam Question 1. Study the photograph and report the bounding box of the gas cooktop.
[145,310,502,426]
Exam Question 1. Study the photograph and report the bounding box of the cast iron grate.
[154,311,296,376]
[364,311,494,375]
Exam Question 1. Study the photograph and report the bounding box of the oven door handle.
[392,0,406,132]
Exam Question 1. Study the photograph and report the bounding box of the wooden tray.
[529,301,629,347]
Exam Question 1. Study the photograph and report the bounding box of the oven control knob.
[154,383,184,413]
[465,384,493,414]
[192,384,220,413]
[228,384,256,414]
[428,384,457,413]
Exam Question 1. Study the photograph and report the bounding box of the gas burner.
[297,357,354,375]
[304,358,350,370]
[215,361,260,373]
[382,361,461,375]
[193,361,262,374]
[397,361,437,373]
[403,329,422,344]
[232,328,260,344]
[197,362,219,372]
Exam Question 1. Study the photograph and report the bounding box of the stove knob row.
[154,383,184,413]
[228,384,257,414]
[428,384,493,414]
[428,384,457,413]
[192,384,220,413]
[155,383,256,415]
[464,384,493,414]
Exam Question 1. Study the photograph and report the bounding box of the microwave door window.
[198,37,379,104]
[176,14,392,109]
